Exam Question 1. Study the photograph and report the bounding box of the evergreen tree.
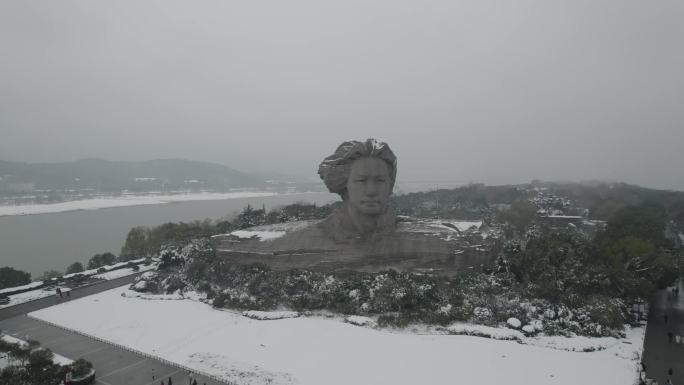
[0,267,31,289]
[65,262,84,274]
[120,227,152,260]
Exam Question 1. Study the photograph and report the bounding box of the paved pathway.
[0,276,228,385]
[643,279,684,385]
[0,315,224,385]
[0,275,139,321]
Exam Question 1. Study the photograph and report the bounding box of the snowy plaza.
[30,285,644,385]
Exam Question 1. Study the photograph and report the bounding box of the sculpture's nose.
[365,181,378,196]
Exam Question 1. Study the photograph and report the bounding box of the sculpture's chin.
[358,205,386,216]
[360,209,384,216]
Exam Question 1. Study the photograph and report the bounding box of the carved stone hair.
[317,138,397,199]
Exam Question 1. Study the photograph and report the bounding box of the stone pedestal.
[211,218,500,275]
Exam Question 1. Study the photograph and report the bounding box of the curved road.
[0,275,227,385]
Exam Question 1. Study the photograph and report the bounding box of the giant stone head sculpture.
[212,138,497,275]
[318,139,397,199]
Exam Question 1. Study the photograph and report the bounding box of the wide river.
[0,192,337,277]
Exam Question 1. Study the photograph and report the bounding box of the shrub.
[212,294,226,308]
[162,276,186,294]
[71,358,93,377]
[585,296,627,331]
[0,266,31,290]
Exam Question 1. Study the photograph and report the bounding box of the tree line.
[1,252,126,289]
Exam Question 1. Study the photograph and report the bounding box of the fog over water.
[1,0,683,190]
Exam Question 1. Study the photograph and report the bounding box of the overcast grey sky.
[1,0,682,190]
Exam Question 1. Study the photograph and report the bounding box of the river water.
[0,192,337,277]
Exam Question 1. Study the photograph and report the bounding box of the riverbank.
[0,191,295,217]
[0,192,337,277]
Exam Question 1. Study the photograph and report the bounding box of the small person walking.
[191,379,197,385]
[168,376,173,385]
[160,380,165,385]
[668,332,674,343]
[665,314,669,324]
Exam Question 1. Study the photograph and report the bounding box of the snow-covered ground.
[0,262,155,309]
[92,264,157,280]
[0,191,281,217]
[0,287,71,310]
[30,286,644,385]
[62,258,151,279]
[230,230,288,241]
[0,281,43,295]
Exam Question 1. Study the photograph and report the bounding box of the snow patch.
[1,335,73,366]
[0,192,283,217]
[0,281,43,295]
[139,271,158,281]
[62,258,148,279]
[93,264,156,280]
[344,316,377,328]
[507,317,522,329]
[185,352,297,385]
[242,310,300,320]
[444,220,483,232]
[447,322,525,341]
[230,230,287,241]
[526,335,618,352]
[0,286,71,309]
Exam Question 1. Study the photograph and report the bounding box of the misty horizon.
[1,1,682,191]
[0,156,674,193]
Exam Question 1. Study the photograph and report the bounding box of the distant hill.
[0,159,266,193]
[390,181,684,227]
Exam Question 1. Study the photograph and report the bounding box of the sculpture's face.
[346,157,392,216]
